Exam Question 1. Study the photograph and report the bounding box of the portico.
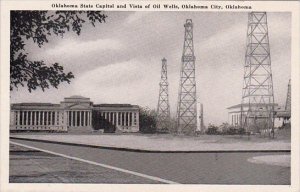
[60,95,93,132]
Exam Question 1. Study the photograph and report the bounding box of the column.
[104,112,107,120]
[88,111,90,126]
[15,111,20,125]
[63,110,68,130]
[44,111,46,126]
[44,111,47,126]
[33,111,36,126]
[16,111,20,126]
[39,111,42,126]
[127,112,130,127]
[73,111,76,126]
[85,111,88,126]
[22,111,24,126]
[35,111,37,126]
[71,111,73,126]
[90,111,92,126]
[120,112,123,126]
[78,111,81,126]
[47,111,49,126]
[41,111,44,126]
[14,111,17,126]
[64,111,66,127]
[81,111,84,126]
[131,112,134,127]
[31,111,33,126]
[26,111,28,126]
[51,111,54,125]
[82,111,84,126]
[74,111,77,126]
[82,111,85,126]
[54,111,57,126]
[87,111,89,126]
[86,111,89,126]
[10,111,16,127]
[23,111,25,126]
[48,111,50,126]
[136,112,139,129]
[43,111,45,126]
[26,111,29,126]
[29,111,32,126]
[116,112,119,126]
[37,111,40,126]
[83,111,86,126]
[37,111,39,125]
[89,111,91,126]
[35,111,37,125]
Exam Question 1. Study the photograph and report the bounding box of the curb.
[10,137,291,153]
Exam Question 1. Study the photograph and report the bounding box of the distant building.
[10,95,139,133]
[227,103,291,128]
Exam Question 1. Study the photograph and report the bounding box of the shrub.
[206,124,219,135]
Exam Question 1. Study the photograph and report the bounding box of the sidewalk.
[10,133,291,152]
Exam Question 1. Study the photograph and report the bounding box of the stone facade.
[10,95,139,133]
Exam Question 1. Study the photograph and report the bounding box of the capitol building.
[10,95,139,133]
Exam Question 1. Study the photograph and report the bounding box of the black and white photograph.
[1,1,300,191]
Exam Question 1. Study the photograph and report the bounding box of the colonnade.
[67,110,92,127]
[98,111,139,129]
[13,110,60,127]
[231,114,241,126]
[10,108,140,132]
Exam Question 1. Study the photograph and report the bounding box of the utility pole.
[177,19,197,135]
[157,58,170,133]
[241,12,275,138]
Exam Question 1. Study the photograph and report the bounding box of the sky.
[10,11,291,125]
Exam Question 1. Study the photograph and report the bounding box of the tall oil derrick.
[176,19,197,135]
[285,79,291,113]
[241,12,275,137]
[156,58,170,133]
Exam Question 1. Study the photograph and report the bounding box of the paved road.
[10,144,162,183]
[10,139,290,184]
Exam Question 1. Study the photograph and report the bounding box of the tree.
[139,107,157,133]
[10,11,107,92]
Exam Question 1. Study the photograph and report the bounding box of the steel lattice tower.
[285,79,291,112]
[157,58,170,133]
[176,19,197,135]
[241,12,275,136]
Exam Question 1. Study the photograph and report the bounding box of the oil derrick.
[241,12,275,137]
[285,79,291,113]
[157,58,170,133]
[176,19,197,135]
